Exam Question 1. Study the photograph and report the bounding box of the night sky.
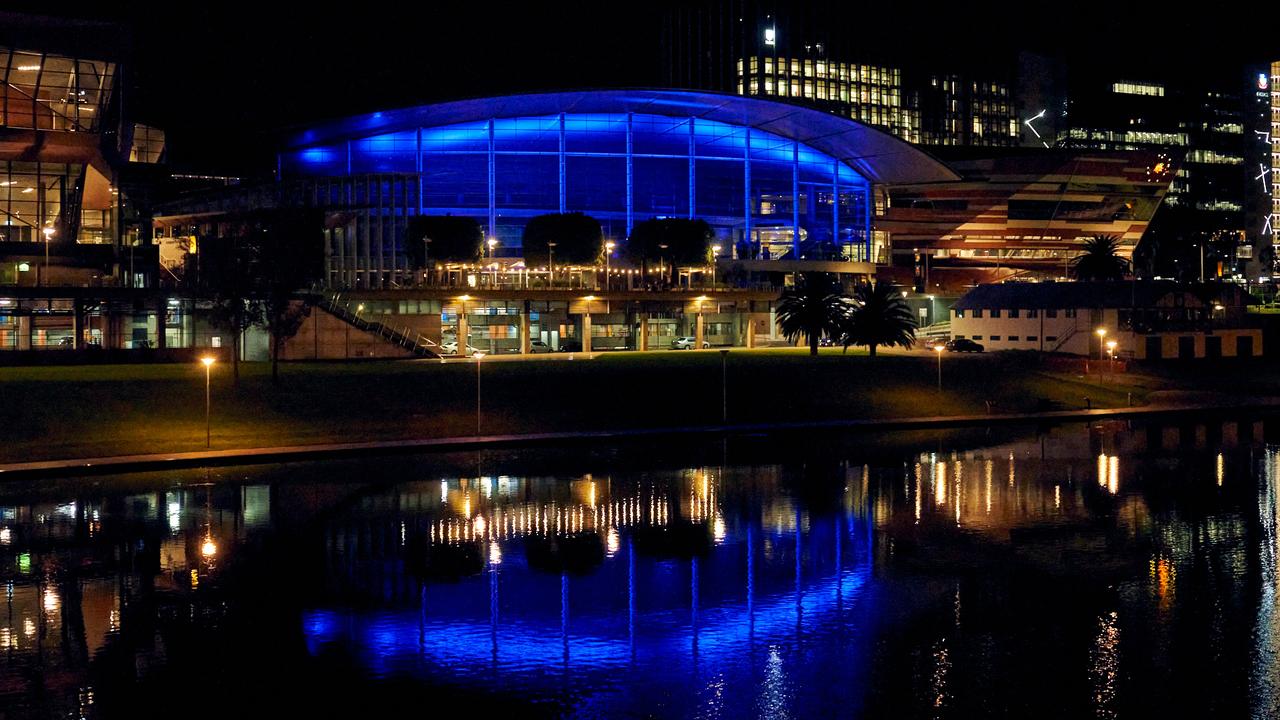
[11,2,1279,174]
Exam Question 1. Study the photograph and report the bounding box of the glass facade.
[0,48,115,133]
[281,112,872,289]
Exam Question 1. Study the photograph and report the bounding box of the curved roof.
[284,89,960,185]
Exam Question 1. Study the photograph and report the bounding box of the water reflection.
[0,416,1277,717]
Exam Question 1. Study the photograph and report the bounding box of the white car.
[440,341,479,355]
[529,340,553,353]
[671,336,710,350]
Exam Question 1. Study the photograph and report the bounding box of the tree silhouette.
[775,272,848,356]
[1070,235,1129,282]
[839,280,917,357]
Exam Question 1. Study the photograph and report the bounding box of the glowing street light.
[1106,339,1117,375]
[604,240,616,291]
[200,535,218,559]
[473,351,486,435]
[710,244,722,288]
[200,356,215,448]
[933,344,945,391]
[40,226,53,287]
[547,241,557,289]
[1095,327,1107,370]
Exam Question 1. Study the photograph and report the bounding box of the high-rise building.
[662,1,1019,147]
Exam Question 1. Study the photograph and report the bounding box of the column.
[746,315,756,349]
[520,308,531,355]
[17,315,30,350]
[72,298,83,350]
[582,312,592,354]
[457,311,470,357]
[154,298,167,349]
[695,312,705,350]
[639,317,649,352]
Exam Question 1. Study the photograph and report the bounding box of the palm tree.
[775,272,848,356]
[839,281,917,357]
[1071,235,1130,282]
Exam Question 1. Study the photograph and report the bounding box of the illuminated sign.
[764,27,775,46]
[1260,73,1270,91]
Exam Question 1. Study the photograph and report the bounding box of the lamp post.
[604,240,615,292]
[933,344,945,391]
[547,241,557,289]
[927,294,936,326]
[658,243,669,288]
[710,244,722,289]
[1106,340,1117,377]
[473,351,486,435]
[720,349,729,422]
[200,356,215,448]
[1095,328,1107,371]
[41,226,53,287]
[486,238,499,287]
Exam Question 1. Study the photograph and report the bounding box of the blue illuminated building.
[275,90,955,288]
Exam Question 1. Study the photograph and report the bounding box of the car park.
[945,338,984,353]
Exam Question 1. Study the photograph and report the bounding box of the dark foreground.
[1,415,1278,718]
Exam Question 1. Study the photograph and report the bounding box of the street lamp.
[604,240,616,291]
[486,238,499,286]
[1095,328,1107,370]
[41,226,53,287]
[710,244,722,289]
[547,241,557,289]
[200,356,215,448]
[927,295,936,326]
[1106,340,1117,376]
[933,344,945,391]
[473,351,486,435]
[658,243,669,288]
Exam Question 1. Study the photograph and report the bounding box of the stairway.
[322,293,441,359]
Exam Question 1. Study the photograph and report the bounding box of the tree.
[775,272,848,356]
[522,213,604,268]
[627,218,714,287]
[1070,235,1129,282]
[196,235,256,385]
[250,209,325,385]
[405,215,484,267]
[838,280,917,357]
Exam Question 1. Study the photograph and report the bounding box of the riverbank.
[0,349,1264,467]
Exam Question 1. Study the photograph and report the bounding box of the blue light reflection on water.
[303,512,877,715]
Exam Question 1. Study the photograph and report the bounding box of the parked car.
[529,340,553,353]
[945,338,984,353]
[440,341,479,355]
[671,336,710,350]
[557,339,583,353]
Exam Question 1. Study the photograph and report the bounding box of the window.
[1007,336,1019,341]
[972,335,983,340]
[1046,309,1058,318]
[1045,336,1057,342]
[954,309,964,318]
[1064,309,1077,318]
[955,335,965,339]
[990,336,1001,341]
[1028,309,1038,318]
[1027,335,1037,342]
[1008,308,1019,318]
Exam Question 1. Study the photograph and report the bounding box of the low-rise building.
[950,281,1262,360]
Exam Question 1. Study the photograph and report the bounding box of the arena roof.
[283,89,960,185]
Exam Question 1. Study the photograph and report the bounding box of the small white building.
[950,281,1262,360]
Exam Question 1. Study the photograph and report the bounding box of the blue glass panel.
[837,163,865,186]
[282,143,345,177]
[350,131,416,173]
[421,121,489,153]
[631,114,692,156]
[493,116,559,153]
[565,156,626,211]
[748,130,793,163]
[564,114,627,154]
[633,157,689,216]
[495,154,559,210]
[750,161,794,219]
[692,119,747,159]
[422,153,488,208]
[695,159,744,217]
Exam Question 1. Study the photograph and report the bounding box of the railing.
[323,292,440,358]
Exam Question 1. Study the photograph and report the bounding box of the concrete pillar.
[520,309,531,355]
[746,316,756,349]
[639,317,649,352]
[582,313,592,354]
[17,315,30,350]
[458,311,469,357]
[154,298,167,349]
[695,313,705,349]
[72,298,83,349]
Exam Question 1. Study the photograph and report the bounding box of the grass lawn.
[0,348,1200,463]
